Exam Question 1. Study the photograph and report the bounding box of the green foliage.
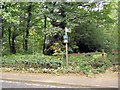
[2,54,63,69]
[91,53,106,63]
[2,2,118,55]
[2,52,118,76]
[1,2,118,76]
[3,53,50,61]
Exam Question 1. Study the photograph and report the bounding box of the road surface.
[1,80,68,88]
[1,80,85,89]
[1,80,117,90]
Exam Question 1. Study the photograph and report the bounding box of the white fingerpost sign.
[64,27,71,67]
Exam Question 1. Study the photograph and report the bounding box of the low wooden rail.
[69,49,105,70]
[55,49,119,71]
[69,52,103,56]
[112,49,120,72]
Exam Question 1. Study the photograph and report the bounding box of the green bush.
[2,53,116,76]
[2,59,63,69]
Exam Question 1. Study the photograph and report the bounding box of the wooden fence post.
[102,49,105,70]
[112,49,116,72]
[88,54,92,66]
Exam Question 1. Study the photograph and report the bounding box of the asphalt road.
[1,80,117,90]
[1,80,68,88]
[1,80,88,89]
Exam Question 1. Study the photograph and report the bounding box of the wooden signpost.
[64,27,71,67]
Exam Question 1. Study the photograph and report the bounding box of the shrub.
[2,53,116,76]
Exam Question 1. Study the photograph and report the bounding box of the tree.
[2,2,118,55]
[24,3,32,51]
[2,2,21,54]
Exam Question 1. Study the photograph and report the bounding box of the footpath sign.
[63,35,68,39]
[64,39,68,43]
[63,35,68,43]
[66,29,71,33]
[64,27,71,67]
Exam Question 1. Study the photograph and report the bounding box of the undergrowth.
[2,53,117,76]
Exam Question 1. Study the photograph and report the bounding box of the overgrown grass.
[2,53,118,76]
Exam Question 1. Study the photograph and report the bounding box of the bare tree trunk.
[23,34,25,50]
[43,16,47,54]
[11,25,17,54]
[11,35,16,54]
[25,3,32,51]
[8,27,12,53]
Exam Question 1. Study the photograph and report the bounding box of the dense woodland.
[1,2,118,55]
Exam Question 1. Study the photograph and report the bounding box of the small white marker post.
[65,27,68,67]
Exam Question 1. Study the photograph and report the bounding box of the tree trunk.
[25,3,32,51]
[43,16,47,54]
[25,28,29,51]
[0,17,2,39]
[1,22,3,39]
[11,25,17,54]
[8,27,12,53]
[11,35,16,54]
[23,34,25,50]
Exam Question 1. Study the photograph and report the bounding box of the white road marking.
[0,80,66,88]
